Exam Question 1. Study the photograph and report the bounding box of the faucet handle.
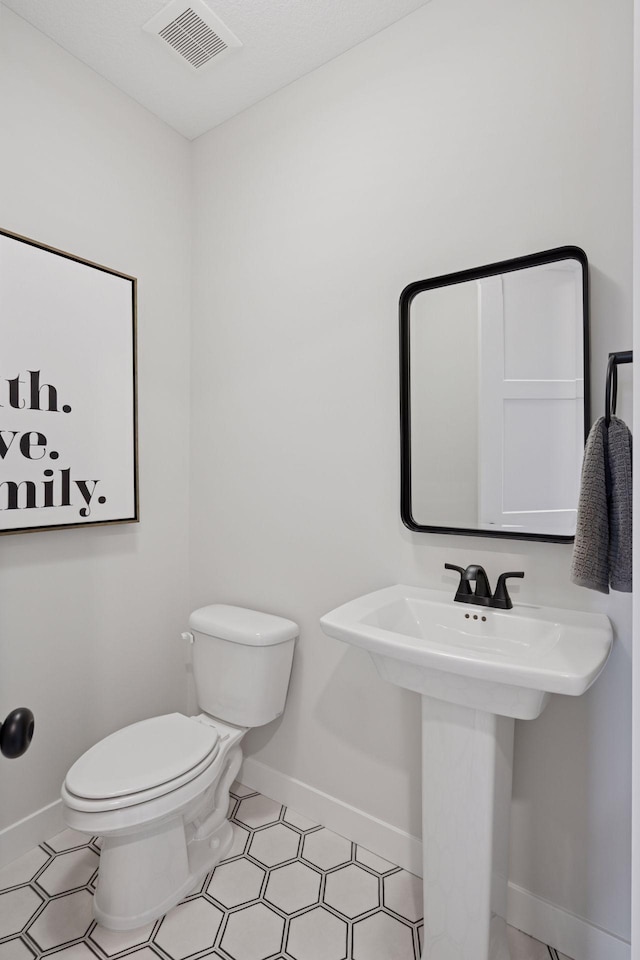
[493,571,524,610]
[462,564,492,599]
[444,563,473,598]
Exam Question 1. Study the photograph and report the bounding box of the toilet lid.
[65,714,220,801]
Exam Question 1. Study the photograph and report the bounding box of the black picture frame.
[399,246,590,543]
[0,228,139,536]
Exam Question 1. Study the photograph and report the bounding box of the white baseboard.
[506,882,630,960]
[240,757,630,960]
[0,799,64,869]
[239,756,423,876]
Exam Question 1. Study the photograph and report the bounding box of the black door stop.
[1,707,35,758]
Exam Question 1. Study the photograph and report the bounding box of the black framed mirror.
[400,247,590,543]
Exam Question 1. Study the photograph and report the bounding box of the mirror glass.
[400,248,589,542]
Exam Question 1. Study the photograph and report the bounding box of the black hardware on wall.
[605,350,633,427]
[0,707,35,759]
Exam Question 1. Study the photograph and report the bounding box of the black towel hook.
[605,350,632,427]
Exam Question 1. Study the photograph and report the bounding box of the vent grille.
[159,8,227,68]
[143,0,242,71]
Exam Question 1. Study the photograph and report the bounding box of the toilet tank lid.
[189,604,298,646]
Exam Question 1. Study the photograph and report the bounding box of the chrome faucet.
[445,564,524,610]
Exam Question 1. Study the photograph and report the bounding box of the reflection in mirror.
[400,248,589,542]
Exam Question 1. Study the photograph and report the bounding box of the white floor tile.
[230,781,258,798]
[283,808,319,832]
[248,823,300,867]
[44,831,88,854]
[286,906,348,960]
[37,849,99,896]
[352,912,415,960]
[382,870,422,923]
[154,898,223,959]
[354,846,396,875]
[0,888,43,939]
[116,951,157,960]
[0,939,36,960]
[36,946,94,960]
[89,919,154,956]
[0,849,50,891]
[220,902,284,960]
[301,828,352,871]
[26,890,93,952]
[324,864,379,918]
[207,857,265,908]
[507,925,553,959]
[235,794,283,829]
[264,861,321,914]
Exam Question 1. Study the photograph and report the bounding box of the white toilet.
[61,605,297,931]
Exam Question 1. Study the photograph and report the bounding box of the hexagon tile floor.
[0,782,570,960]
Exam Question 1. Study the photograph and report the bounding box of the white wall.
[0,9,192,838]
[191,0,632,944]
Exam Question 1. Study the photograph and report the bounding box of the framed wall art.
[0,228,138,535]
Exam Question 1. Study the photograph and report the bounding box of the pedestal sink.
[319,585,612,960]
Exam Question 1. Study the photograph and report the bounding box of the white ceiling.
[2,0,432,140]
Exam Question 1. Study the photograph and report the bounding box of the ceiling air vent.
[143,0,241,71]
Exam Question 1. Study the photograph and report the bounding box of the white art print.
[0,230,138,534]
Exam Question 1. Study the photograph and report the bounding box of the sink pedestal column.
[421,696,514,960]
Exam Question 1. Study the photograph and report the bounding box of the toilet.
[61,605,297,931]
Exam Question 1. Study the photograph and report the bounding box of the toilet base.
[94,816,233,930]
[91,741,242,930]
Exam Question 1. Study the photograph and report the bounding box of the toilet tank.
[188,605,297,728]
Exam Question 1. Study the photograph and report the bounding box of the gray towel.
[608,416,633,591]
[570,415,632,593]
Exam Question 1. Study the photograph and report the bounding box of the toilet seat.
[62,719,245,841]
[64,714,220,811]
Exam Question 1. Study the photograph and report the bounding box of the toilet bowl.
[61,605,297,931]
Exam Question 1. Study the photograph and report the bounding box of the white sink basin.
[320,584,612,719]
